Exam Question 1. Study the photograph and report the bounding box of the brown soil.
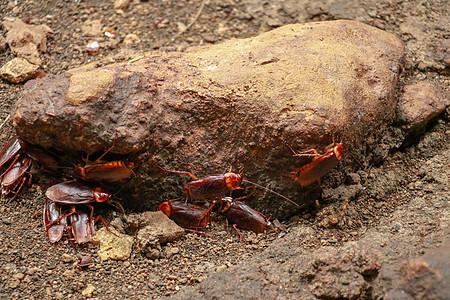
[0,1,448,299]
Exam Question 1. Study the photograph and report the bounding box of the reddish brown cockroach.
[74,132,135,183]
[157,165,298,206]
[44,180,123,232]
[43,200,67,244]
[158,200,212,229]
[74,160,135,183]
[219,197,271,234]
[1,156,32,195]
[291,138,344,186]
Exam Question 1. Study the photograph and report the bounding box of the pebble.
[2,217,12,225]
[82,284,95,297]
[61,253,75,263]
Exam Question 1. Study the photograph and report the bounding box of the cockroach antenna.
[242,179,299,207]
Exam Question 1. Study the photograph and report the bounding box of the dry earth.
[0,1,448,299]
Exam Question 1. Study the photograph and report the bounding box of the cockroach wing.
[0,137,21,168]
[44,200,66,243]
[1,156,32,185]
[45,180,96,204]
[69,208,94,244]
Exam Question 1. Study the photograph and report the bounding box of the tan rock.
[92,227,133,261]
[127,211,185,243]
[397,81,449,132]
[0,57,40,83]
[3,19,53,65]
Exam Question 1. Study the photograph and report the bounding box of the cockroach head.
[333,143,344,160]
[158,201,172,217]
[224,172,242,191]
[93,187,112,203]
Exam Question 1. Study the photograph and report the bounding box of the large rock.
[13,20,404,215]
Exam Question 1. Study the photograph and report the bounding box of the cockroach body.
[45,180,111,205]
[220,197,271,233]
[74,161,135,183]
[184,173,242,200]
[291,140,344,186]
[158,200,212,229]
[43,200,67,244]
[1,156,32,195]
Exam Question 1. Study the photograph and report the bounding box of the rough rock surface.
[397,80,448,133]
[384,240,450,300]
[13,20,404,215]
[3,18,53,65]
[0,57,40,83]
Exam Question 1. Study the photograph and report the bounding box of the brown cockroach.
[1,156,32,195]
[74,132,135,183]
[74,160,135,183]
[44,180,123,233]
[291,138,344,186]
[158,200,212,229]
[157,165,299,206]
[219,197,271,234]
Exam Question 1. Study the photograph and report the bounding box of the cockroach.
[158,200,212,229]
[1,156,32,195]
[45,180,122,235]
[74,132,135,183]
[157,165,299,207]
[0,137,21,169]
[74,161,135,183]
[219,197,271,234]
[78,256,94,267]
[291,138,344,187]
[43,200,67,244]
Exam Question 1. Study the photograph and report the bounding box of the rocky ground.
[0,0,448,299]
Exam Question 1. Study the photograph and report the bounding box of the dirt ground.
[0,0,448,299]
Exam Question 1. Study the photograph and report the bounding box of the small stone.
[216,265,227,272]
[81,284,95,297]
[61,253,75,263]
[114,0,130,11]
[0,58,40,83]
[12,273,24,280]
[123,33,140,45]
[81,20,102,37]
[63,269,75,278]
[8,278,20,289]
[2,217,12,225]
